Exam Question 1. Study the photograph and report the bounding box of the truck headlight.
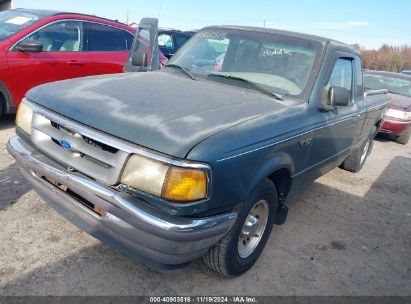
[16,102,33,135]
[121,154,208,202]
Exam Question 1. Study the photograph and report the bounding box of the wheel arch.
[0,81,15,115]
[267,167,292,204]
[244,152,294,205]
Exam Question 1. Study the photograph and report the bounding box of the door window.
[87,23,131,52]
[328,58,353,93]
[28,21,84,52]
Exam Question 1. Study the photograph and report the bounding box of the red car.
[364,71,411,145]
[0,8,136,117]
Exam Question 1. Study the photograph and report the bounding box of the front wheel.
[203,179,277,277]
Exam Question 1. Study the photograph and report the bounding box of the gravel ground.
[0,115,410,296]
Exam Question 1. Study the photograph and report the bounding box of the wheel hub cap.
[238,200,269,259]
[361,140,370,164]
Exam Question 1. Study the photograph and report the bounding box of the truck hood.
[27,72,286,158]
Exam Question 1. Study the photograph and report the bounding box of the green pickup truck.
[8,23,389,276]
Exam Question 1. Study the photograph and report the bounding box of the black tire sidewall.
[224,180,278,276]
[396,131,410,145]
[360,135,372,165]
[357,129,375,170]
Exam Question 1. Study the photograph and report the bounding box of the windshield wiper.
[207,74,283,101]
[165,64,197,80]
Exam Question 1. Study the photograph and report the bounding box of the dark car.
[124,18,195,72]
[0,8,136,118]
[364,71,411,144]
[8,25,389,276]
[158,28,196,59]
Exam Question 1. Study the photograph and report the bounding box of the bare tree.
[357,44,411,72]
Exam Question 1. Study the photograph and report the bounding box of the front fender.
[204,148,296,212]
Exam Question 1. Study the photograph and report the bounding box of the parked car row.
[2,9,409,147]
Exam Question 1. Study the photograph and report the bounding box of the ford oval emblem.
[60,139,72,150]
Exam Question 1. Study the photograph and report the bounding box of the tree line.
[352,44,411,73]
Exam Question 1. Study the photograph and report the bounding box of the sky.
[12,0,411,50]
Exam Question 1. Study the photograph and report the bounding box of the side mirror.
[132,51,148,67]
[16,39,43,53]
[328,86,350,107]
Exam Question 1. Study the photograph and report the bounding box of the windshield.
[0,10,40,42]
[168,28,322,98]
[364,74,411,98]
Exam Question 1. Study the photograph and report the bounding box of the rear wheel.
[396,131,410,145]
[203,179,277,277]
[340,128,375,173]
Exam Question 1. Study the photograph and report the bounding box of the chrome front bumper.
[7,136,237,269]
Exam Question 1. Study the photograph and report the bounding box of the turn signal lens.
[16,102,33,135]
[162,167,207,202]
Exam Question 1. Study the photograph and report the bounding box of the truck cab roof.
[205,25,355,52]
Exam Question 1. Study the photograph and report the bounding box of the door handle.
[67,60,85,66]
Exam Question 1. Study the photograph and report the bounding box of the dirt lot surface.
[0,115,410,296]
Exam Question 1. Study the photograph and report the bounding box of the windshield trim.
[168,27,326,102]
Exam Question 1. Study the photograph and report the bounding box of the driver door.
[6,20,90,104]
[124,18,160,72]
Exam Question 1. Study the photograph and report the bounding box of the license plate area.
[41,175,107,217]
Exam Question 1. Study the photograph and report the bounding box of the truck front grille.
[31,112,130,185]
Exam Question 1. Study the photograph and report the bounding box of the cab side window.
[329,58,353,94]
[28,21,84,52]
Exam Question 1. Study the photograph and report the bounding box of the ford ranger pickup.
[8,24,390,277]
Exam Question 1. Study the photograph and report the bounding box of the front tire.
[203,179,277,277]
